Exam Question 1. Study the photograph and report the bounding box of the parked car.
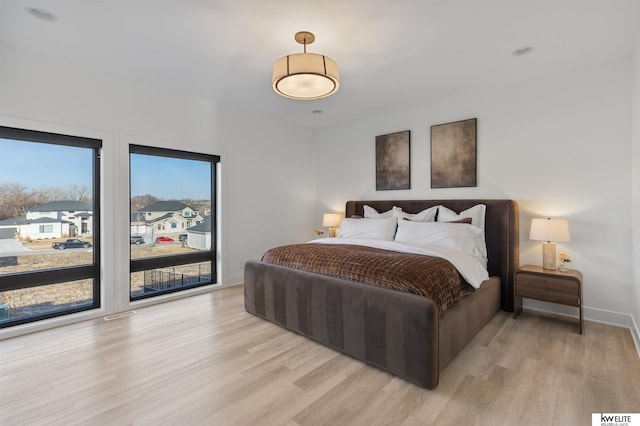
[130,236,145,245]
[155,236,174,243]
[178,234,188,242]
[52,239,92,250]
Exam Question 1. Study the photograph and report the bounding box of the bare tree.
[131,194,159,213]
[0,183,45,220]
[61,184,92,202]
[42,187,64,202]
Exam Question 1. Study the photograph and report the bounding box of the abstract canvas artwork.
[376,130,410,190]
[430,118,477,188]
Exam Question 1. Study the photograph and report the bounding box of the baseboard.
[523,300,640,358]
[630,314,640,359]
[225,273,244,286]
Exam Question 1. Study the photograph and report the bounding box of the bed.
[244,199,519,389]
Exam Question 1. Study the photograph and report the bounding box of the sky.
[0,139,212,200]
[130,153,211,200]
[0,138,92,188]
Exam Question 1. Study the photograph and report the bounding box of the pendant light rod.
[295,31,315,54]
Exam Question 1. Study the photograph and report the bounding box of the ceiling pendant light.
[272,31,340,100]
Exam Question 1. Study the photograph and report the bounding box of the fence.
[143,266,208,293]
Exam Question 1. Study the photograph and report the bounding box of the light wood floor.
[1,284,639,426]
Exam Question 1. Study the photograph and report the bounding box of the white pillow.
[437,204,486,230]
[394,220,483,255]
[363,205,394,219]
[338,217,398,240]
[436,205,487,258]
[393,206,438,222]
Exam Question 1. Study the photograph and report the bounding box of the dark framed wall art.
[430,118,477,188]
[376,130,411,190]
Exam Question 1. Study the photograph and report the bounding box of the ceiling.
[2,1,640,130]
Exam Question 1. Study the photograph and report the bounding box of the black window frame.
[0,126,102,328]
[129,144,219,301]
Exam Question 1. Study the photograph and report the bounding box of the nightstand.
[514,264,583,334]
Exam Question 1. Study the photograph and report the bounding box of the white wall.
[218,104,317,283]
[0,44,316,322]
[632,34,640,346]
[315,58,636,327]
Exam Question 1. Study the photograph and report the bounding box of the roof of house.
[187,216,211,233]
[28,200,92,212]
[0,217,72,226]
[0,217,27,226]
[138,200,194,213]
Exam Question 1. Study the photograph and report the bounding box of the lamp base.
[542,242,557,270]
[328,227,337,238]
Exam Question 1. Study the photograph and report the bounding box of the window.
[38,225,54,233]
[0,126,101,328]
[129,145,218,300]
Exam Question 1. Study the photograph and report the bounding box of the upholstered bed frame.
[244,199,519,389]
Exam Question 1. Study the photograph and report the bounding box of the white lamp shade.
[529,218,570,242]
[272,53,340,100]
[322,213,342,228]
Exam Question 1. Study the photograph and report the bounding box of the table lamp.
[529,218,570,270]
[322,213,342,237]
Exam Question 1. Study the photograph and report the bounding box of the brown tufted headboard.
[345,199,519,312]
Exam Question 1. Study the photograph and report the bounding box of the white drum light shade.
[272,32,340,100]
[529,218,570,243]
[529,218,571,270]
[322,213,342,228]
[322,213,342,237]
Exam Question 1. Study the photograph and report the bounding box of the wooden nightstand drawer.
[516,274,579,306]
[514,265,584,334]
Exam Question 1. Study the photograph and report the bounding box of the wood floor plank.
[1,284,639,425]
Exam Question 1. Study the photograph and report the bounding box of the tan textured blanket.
[261,243,474,313]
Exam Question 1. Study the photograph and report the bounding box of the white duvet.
[309,237,490,289]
